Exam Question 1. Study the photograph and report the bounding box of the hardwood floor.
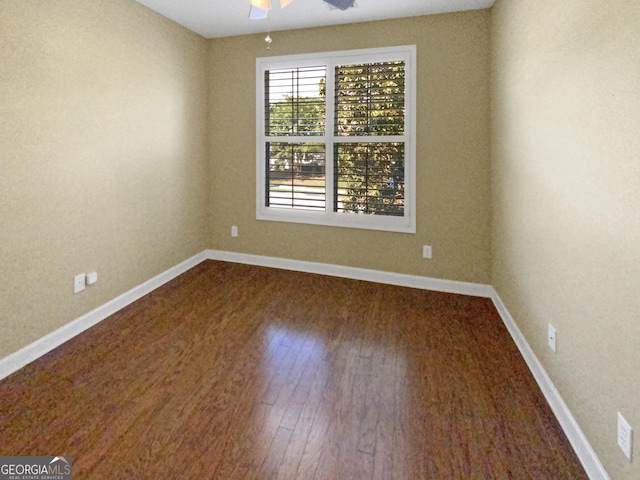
[0,260,587,479]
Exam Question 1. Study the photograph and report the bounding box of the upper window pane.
[335,61,405,136]
[265,66,326,136]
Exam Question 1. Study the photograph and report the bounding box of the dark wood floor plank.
[0,261,588,479]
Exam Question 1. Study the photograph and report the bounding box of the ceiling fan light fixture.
[249,5,268,19]
[249,0,295,20]
[251,0,270,9]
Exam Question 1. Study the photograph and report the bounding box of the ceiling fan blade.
[322,0,355,10]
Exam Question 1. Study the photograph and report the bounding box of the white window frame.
[256,45,416,233]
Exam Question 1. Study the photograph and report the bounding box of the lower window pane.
[334,143,405,216]
[266,142,326,211]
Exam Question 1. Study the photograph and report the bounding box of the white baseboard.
[204,249,494,298]
[0,249,608,479]
[489,289,610,480]
[0,251,207,382]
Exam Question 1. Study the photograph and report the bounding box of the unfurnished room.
[0,0,638,478]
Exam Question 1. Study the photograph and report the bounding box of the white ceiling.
[134,0,495,39]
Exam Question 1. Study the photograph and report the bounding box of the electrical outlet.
[422,245,432,259]
[231,226,238,237]
[617,412,633,460]
[548,324,557,353]
[73,273,86,294]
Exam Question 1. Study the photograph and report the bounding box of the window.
[256,45,416,233]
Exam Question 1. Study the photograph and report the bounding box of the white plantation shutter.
[256,46,416,233]
[264,66,327,211]
[334,60,406,217]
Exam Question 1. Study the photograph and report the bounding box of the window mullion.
[325,60,337,215]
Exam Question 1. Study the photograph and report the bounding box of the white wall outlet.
[86,272,98,285]
[548,323,557,352]
[422,245,432,259]
[617,412,633,460]
[73,273,86,294]
[231,226,238,237]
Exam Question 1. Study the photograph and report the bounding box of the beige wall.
[0,0,209,359]
[491,1,640,478]
[208,12,492,284]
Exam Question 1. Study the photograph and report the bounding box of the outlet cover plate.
[547,324,557,353]
[422,245,432,259]
[74,273,86,294]
[617,412,633,460]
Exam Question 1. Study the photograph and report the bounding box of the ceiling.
[134,0,495,39]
